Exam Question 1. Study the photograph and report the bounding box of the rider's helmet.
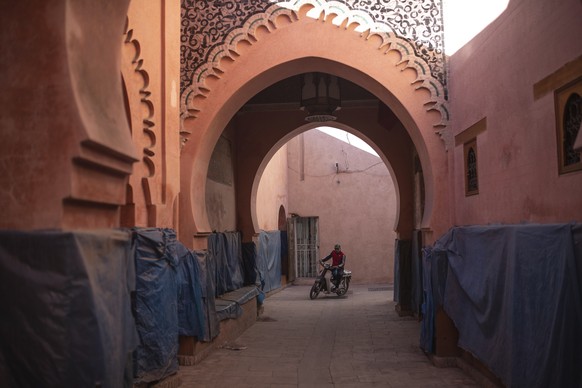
[334,244,341,250]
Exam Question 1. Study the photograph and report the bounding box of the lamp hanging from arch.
[300,72,341,122]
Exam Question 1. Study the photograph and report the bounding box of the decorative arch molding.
[122,17,159,226]
[180,0,450,147]
[249,120,405,240]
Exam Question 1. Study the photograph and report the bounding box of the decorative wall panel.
[180,0,449,144]
[181,0,445,93]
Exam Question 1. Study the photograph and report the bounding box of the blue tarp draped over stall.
[208,232,244,296]
[241,242,259,285]
[134,227,216,358]
[192,249,220,341]
[0,227,213,386]
[419,246,448,354]
[0,230,138,388]
[132,228,180,383]
[176,243,206,340]
[423,224,582,388]
[256,231,282,293]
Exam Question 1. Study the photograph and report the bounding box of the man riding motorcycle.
[321,243,346,292]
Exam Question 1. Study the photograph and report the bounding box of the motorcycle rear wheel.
[336,279,350,297]
[310,282,321,299]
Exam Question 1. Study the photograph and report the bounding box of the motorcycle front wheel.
[310,281,321,299]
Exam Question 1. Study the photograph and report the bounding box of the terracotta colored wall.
[0,1,180,231]
[287,130,397,284]
[122,0,181,229]
[256,145,289,231]
[449,0,582,226]
[0,1,135,230]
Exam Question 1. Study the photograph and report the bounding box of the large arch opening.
[231,71,423,243]
[182,63,444,243]
[180,5,450,252]
[198,68,428,288]
[254,123,401,285]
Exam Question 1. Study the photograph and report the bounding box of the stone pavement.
[176,284,479,387]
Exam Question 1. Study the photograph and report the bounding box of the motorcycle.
[309,260,352,299]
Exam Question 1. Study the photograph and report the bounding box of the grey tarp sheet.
[220,285,260,305]
[208,232,244,296]
[429,224,582,387]
[0,230,137,388]
[214,299,242,321]
[132,228,179,383]
[256,231,282,293]
[215,286,260,321]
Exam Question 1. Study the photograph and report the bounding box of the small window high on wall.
[455,118,486,197]
[555,78,582,174]
[464,139,479,196]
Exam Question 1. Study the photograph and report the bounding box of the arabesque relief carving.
[180,0,449,146]
[123,18,159,225]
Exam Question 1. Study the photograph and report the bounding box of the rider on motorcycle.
[321,244,346,291]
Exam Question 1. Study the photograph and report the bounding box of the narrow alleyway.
[177,284,479,387]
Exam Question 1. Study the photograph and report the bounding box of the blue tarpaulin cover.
[0,230,137,388]
[242,242,259,285]
[208,232,244,296]
[425,224,582,387]
[194,249,220,341]
[132,228,179,383]
[176,243,206,339]
[420,246,448,354]
[256,231,282,293]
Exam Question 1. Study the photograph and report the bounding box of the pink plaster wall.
[124,0,182,229]
[449,0,582,225]
[287,130,397,284]
[256,145,289,231]
[234,105,416,246]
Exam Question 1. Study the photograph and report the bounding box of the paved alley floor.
[176,284,479,387]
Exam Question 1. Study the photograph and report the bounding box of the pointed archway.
[179,2,451,248]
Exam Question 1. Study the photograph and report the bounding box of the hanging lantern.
[300,73,341,122]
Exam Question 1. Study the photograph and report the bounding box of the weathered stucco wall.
[256,145,289,231]
[449,0,582,226]
[206,126,237,232]
[287,129,397,284]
